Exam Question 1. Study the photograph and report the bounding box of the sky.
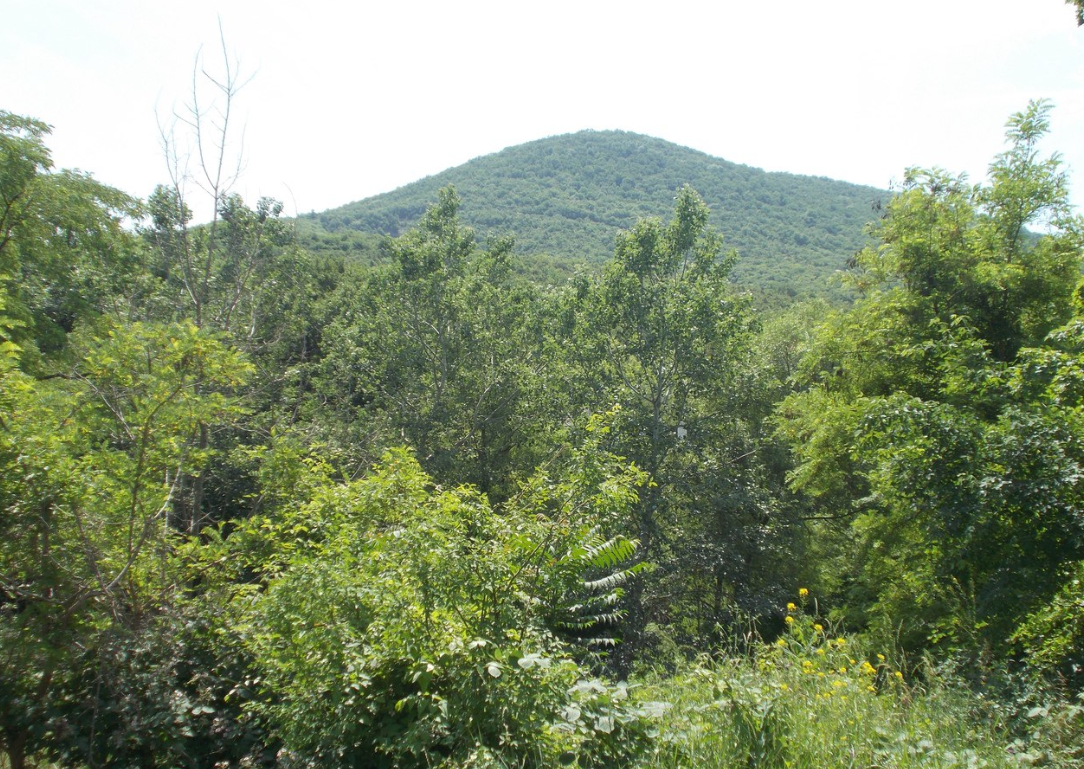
[4,1,1083,223]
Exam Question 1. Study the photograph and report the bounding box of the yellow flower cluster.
[768,590,908,701]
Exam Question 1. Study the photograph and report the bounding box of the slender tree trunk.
[189,421,208,534]
[5,730,28,769]
[617,386,667,675]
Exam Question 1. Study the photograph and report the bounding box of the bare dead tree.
[153,23,255,534]
[156,20,254,331]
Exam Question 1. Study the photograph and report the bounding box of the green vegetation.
[641,598,1084,769]
[3,85,1084,769]
[299,130,886,300]
[1070,0,1084,24]
[232,434,650,769]
[775,100,1084,671]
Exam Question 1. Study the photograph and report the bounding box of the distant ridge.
[300,130,888,298]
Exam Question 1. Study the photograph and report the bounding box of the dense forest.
[295,131,886,301]
[2,77,1084,769]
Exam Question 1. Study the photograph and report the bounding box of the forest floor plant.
[630,592,1082,769]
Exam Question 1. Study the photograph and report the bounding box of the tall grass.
[631,594,1081,769]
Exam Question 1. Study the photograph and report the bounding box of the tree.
[0,111,140,365]
[311,187,551,497]
[775,101,1084,658]
[144,35,312,533]
[845,101,1078,364]
[1069,0,1084,25]
[0,320,249,769]
[576,186,785,652]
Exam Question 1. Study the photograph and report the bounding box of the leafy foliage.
[0,111,141,364]
[0,319,249,768]
[230,426,655,768]
[5,91,1084,769]
[563,187,802,655]
[775,101,1084,667]
[305,187,559,499]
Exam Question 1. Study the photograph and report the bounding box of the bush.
[235,432,657,768]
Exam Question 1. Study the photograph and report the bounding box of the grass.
[628,594,1075,769]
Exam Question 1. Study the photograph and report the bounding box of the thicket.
[2,85,1084,769]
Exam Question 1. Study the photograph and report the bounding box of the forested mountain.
[298,130,887,298]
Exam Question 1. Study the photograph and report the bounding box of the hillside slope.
[300,130,888,298]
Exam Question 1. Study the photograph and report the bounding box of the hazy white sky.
[4,1,1083,222]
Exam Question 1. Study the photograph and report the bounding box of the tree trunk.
[189,421,209,534]
[5,730,28,769]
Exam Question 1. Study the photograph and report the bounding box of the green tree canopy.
[0,111,140,364]
[776,101,1084,662]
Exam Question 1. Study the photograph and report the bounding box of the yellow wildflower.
[814,624,824,633]
[895,671,904,680]
[877,653,886,662]
[787,602,797,612]
[785,615,795,625]
[860,661,876,676]
[799,588,809,598]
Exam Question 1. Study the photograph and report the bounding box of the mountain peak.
[303,131,886,298]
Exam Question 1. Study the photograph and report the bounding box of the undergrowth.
[629,592,1084,769]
